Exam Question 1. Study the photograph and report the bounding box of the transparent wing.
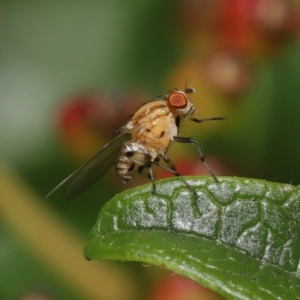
[46,128,131,199]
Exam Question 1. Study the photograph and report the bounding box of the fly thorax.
[169,120,178,139]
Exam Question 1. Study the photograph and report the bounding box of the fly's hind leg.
[124,151,157,193]
[155,155,201,217]
[138,165,157,193]
[155,155,198,199]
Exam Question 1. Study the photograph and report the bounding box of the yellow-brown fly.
[46,86,225,199]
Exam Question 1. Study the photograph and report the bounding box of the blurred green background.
[1,0,300,299]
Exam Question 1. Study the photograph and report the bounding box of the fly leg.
[138,165,157,193]
[154,155,198,199]
[124,151,157,193]
[190,116,225,123]
[155,155,201,217]
[161,154,176,171]
[173,136,219,183]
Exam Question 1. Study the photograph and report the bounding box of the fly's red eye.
[167,92,188,109]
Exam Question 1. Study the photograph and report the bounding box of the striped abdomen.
[115,141,149,184]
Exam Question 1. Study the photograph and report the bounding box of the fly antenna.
[184,78,194,93]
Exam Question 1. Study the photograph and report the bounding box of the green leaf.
[84,177,300,299]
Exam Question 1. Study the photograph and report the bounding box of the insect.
[46,86,225,199]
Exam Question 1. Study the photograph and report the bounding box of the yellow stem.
[0,162,138,300]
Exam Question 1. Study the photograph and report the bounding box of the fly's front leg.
[124,151,157,193]
[190,116,225,123]
[173,136,219,183]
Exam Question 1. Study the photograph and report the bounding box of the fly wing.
[46,128,131,199]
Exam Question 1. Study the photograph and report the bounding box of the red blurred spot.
[57,93,117,133]
[253,0,290,34]
[55,90,146,161]
[150,273,225,300]
[217,0,257,53]
[217,0,296,55]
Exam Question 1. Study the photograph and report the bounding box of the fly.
[46,86,225,199]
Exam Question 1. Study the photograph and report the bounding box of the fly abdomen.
[115,141,149,184]
[115,148,135,183]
